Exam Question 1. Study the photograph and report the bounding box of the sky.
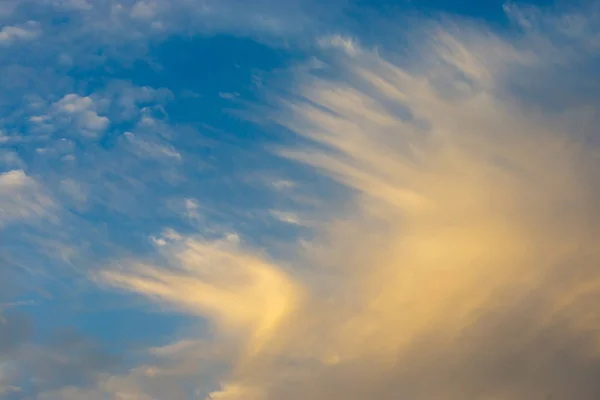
[1,0,600,399]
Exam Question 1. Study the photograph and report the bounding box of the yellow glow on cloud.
[98,8,600,400]
[100,233,302,360]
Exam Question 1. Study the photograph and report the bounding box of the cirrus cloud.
[95,3,600,400]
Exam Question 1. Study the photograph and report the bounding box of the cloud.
[59,178,87,206]
[130,1,157,20]
[23,83,173,149]
[0,326,120,400]
[29,93,110,138]
[96,81,173,122]
[0,312,31,358]
[0,150,24,169]
[54,94,110,135]
[0,170,55,228]
[46,0,92,11]
[0,1,19,18]
[23,83,173,148]
[30,0,341,52]
[55,231,301,399]
[0,21,40,45]
[122,131,182,162]
[100,232,301,358]
[317,34,359,55]
[37,338,227,400]
[0,2,352,398]
[218,92,240,100]
[96,3,600,400]
[268,210,302,225]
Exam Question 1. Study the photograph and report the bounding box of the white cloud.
[55,94,109,133]
[0,170,55,228]
[55,93,94,113]
[0,21,40,45]
[24,84,174,148]
[122,132,182,161]
[29,93,110,138]
[269,210,302,225]
[317,34,359,55]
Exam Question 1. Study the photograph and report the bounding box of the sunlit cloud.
[93,3,600,400]
[100,232,302,360]
[0,0,583,398]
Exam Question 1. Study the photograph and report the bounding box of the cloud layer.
[94,3,600,400]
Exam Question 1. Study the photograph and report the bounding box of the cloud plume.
[98,4,600,400]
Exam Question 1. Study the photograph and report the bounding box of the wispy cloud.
[317,34,360,55]
[0,170,55,228]
[96,3,600,400]
[100,232,301,358]
[268,210,303,225]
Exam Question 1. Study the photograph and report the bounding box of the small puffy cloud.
[29,94,109,138]
[55,94,95,114]
[54,94,109,134]
[0,21,40,45]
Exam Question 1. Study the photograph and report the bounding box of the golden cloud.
[99,7,600,399]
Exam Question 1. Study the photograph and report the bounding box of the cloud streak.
[91,3,600,400]
[0,170,55,228]
[100,232,301,360]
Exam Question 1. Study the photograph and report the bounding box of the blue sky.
[1,0,600,399]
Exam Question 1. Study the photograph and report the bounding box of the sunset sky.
[1,0,600,399]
